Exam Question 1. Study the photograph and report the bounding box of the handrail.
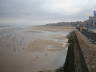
[82,29,96,43]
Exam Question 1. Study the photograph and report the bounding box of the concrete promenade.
[75,30,96,72]
[57,30,96,72]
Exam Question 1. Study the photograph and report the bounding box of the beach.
[0,25,74,72]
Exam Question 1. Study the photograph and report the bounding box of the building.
[94,10,96,16]
[87,11,96,28]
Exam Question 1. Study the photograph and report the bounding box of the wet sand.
[0,26,73,72]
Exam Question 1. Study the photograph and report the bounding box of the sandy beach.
[0,26,74,72]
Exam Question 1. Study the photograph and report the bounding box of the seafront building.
[87,11,96,28]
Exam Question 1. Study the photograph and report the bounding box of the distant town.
[46,11,96,30]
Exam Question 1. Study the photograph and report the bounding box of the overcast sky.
[0,0,96,25]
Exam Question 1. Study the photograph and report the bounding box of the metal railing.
[82,29,96,43]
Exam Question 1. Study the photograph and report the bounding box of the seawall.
[57,30,96,72]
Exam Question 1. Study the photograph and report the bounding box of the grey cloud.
[0,0,96,25]
[0,0,43,17]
